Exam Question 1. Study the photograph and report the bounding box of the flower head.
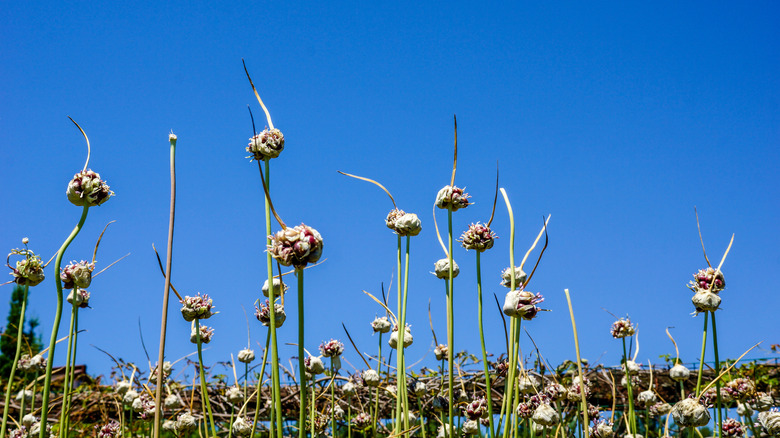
[460,223,497,252]
[503,290,545,320]
[692,290,721,314]
[304,355,325,375]
[610,317,635,339]
[433,258,459,279]
[671,398,710,427]
[434,344,448,361]
[352,412,373,431]
[463,397,488,420]
[688,267,725,293]
[232,416,253,437]
[388,324,413,349]
[180,293,214,321]
[361,369,380,387]
[96,420,121,438]
[501,266,527,288]
[8,248,45,287]
[247,128,285,161]
[60,260,94,289]
[670,363,691,381]
[262,277,288,298]
[319,339,345,357]
[371,316,392,333]
[255,300,286,327]
[67,170,113,207]
[238,348,255,364]
[190,322,214,344]
[176,412,198,435]
[268,224,323,269]
[435,185,471,211]
[722,418,744,437]
[131,392,156,419]
[67,289,90,308]
[394,213,422,237]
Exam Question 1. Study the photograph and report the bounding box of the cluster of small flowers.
[351,412,373,430]
[610,317,636,339]
[721,418,745,437]
[503,290,545,320]
[8,247,45,287]
[688,267,726,313]
[131,392,156,419]
[66,170,113,207]
[460,222,497,252]
[67,289,90,308]
[247,128,285,161]
[385,208,422,236]
[190,323,214,344]
[371,316,392,333]
[590,420,615,438]
[60,260,94,289]
[95,420,121,438]
[501,266,527,288]
[180,293,214,321]
[435,185,471,211]
[388,324,413,349]
[319,339,344,357]
[725,377,756,401]
[18,354,46,373]
[268,224,323,269]
[463,397,488,420]
[149,361,172,384]
[434,344,448,361]
[649,402,672,417]
[255,300,286,327]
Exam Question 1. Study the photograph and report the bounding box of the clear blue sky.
[1,1,778,382]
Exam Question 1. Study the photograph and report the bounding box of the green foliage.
[0,285,43,375]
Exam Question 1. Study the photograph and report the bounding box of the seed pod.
[395,213,422,237]
[255,300,286,327]
[501,267,527,288]
[268,224,324,269]
[388,324,413,349]
[190,322,214,344]
[434,344,448,361]
[180,293,214,321]
[462,420,480,435]
[692,290,721,313]
[67,289,90,308]
[610,318,636,339]
[371,316,392,333]
[671,398,710,427]
[8,248,45,287]
[304,355,325,376]
[67,170,113,207]
[262,277,289,298]
[532,403,560,426]
[362,369,380,387]
[670,363,691,381]
[247,129,285,160]
[176,412,198,435]
[433,258,459,279]
[460,223,496,252]
[637,390,657,407]
[435,185,471,211]
[227,386,243,405]
[238,348,255,364]
[60,260,94,289]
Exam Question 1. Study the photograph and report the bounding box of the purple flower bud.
[255,300,286,327]
[460,223,497,252]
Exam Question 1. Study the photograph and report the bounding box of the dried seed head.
[460,223,497,252]
[649,402,672,417]
[722,418,745,437]
[433,258,459,279]
[610,317,635,339]
[435,185,471,211]
[590,420,615,438]
[319,339,345,357]
[232,416,252,437]
[532,403,560,426]
[227,386,243,405]
[238,348,255,364]
[342,381,357,397]
[67,289,90,308]
[503,290,545,320]
[268,224,323,269]
[501,266,528,288]
[175,412,198,435]
[351,412,373,430]
[190,322,214,344]
[758,409,780,436]
[247,128,285,161]
[462,420,480,435]
[371,316,392,333]
[304,355,325,375]
[394,213,422,237]
[688,267,725,293]
[637,390,657,407]
[669,363,691,382]
[361,369,380,387]
[180,293,214,321]
[122,389,139,405]
[255,300,286,327]
[519,374,540,394]
[463,397,488,420]
[623,360,641,376]
[434,344,448,361]
[691,290,721,313]
[96,420,121,438]
[262,277,288,298]
[8,248,45,287]
[67,170,113,207]
[671,398,710,427]
[60,260,95,289]
[388,324,413,349]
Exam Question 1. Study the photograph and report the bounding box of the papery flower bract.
[590,420,614,438]
[247,128,285,160]
[637,389,657,407]
[386,208,406,231]
[671,398,710,427]
[409,378,427,397]
[669,363,691,381]
[8,248,45,287]
[692,290,721,313]
[463,397,488,420]
[610,317,635,339]
[388,324,413,349]
[394,213,422,236]
[503,290,544,320]
[433,258,459,279]
[460,223,496,252]
[361,369,380,387]
[115,380,131,395]
[304,355,325,375]
[67,289,90,308]
[22,414,36,427]
[190,322,214,344]
[371,316,392,333]
[262,277,288,298]
[758,409,780,436]
[255,300,286,327]
[175,412,198,435]
[532,403,560,426]
[232,416,253,437]
[518,374,540,394]
[226,385,243,405]
[238,348,255,364]
[164,394,182,409]
[319,339,344,357]
[180,293,214,321]
[268,224,323,269]
[649,402,672,417]
[435,185,471,211]
[434,344,448,361]
[67,170,113,207]
[342,381,357,397]
[122,389,138,405]
[60,260,94,289]
[753,392,775,412]
[501,266,527,288]
[623,360,640,376]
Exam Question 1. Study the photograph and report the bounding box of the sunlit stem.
[250,331,271,438]
[446,207,455,438]
[195,319,217,438]
[622,338,637,436]
[711,311,723,438]
[40,205,89,438]
[695,313,709,398]
[297,269,307,438]
[476,252,496,438]
[0,285,29,438]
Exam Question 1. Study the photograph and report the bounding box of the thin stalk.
[59,302,78,437]
[711,312,723,438]
[297,269,307,438]
[331,360,337,436]
[65,305,80,434]
[18,376,27,419]
[195,319,218,438]
[40,204,89,438]
[564,288,588,438]
[250,331,271,438]
[622,338,636,436]
[1,285,29,438]
[446,207,455,438]
[395,235,403,435]
[399,236,412,435]
[695,313,709,397]
[153,134,176,438]
[476,252,496,438]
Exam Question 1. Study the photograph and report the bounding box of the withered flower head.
[371,316,392,333]
[180,293,214,321]
[460,223,497,252]
[67,170,113,207]
[190,322,214,344]
[255,300,286,327]
[433,258,459,279]
[435,185,471,211]
[268,224,323,269]
[319,339,345,357]
[247,128,285,161]
[610,317,635,339]
[60,260,94,289]
[8,248,45,287]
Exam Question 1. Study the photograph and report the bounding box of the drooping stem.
[195,318,218,438]
[0,285,29,438]
[711,311,723,438]
[695,312,709,397]
[476,252,496,438]
[153,134,176,438]
[40,205,89,438]
[297,269,307,438]
[446,207,455,438]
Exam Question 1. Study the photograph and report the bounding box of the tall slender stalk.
[476,252,495,438]
[59,301,79,437]
[563,290,587,438]
[0,285,29,438]
[195,318,217,438]
[250,331,271,438]
[297,269,306,438]
[40,205,89,438]
[446,207,455,438]
[695,313,709,397]
[622,339,637,436]
[153,133,177,438]
[711,312,723,438]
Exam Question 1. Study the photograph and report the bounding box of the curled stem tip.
[68,116,91,172]
[698,342,761,396]
[337,171,397,209]
[342,323,372,369]
[256,161,286,229]
[715,233,734,273]
[694,207,712,268]
[428,299,438,346]
[520,215,551,272]
[450,115,457,187]
[487,162,499,227]
[92,220,116,263]
[241,59,274,130]
[432,203,447,256]
[523,216,549,289]
[666,327,680,364]
[247,105,258,136]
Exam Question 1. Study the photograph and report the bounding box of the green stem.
[297,269,307,438]
[66,305,80,434]
[695,312,709,398]
[59,302,78,438]
[395,235,403,435]
[622,338,637,436]
[331,360,337,436]
[476,252,496,438]
[711,312,723,438]
[1,285,29,438]
[40,205,89,438]
[195,319,218,438]
[250,330,271,438]
[446,207,455,438]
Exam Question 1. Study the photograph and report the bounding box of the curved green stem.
[476,252,496,438]
[40,205,89,438]
[1,285,29,438]
[297,269,306,438]
[195,319,217,438]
